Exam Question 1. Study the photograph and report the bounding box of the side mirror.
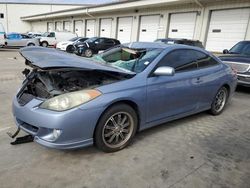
[153,66,175,76]
[223,49,229,54]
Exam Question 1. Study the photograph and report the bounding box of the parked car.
[27,32,42,38]
[56,37,88,51]
[74,37,120,57]
[5,33,39,47]
[39,31,77,47]
[0,22,6,47]
[155,38,204,48]
[12,43,237,152]
[219,41,250,87]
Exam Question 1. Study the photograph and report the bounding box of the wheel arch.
[93,99,141,139]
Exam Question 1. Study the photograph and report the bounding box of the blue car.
[12,43,237,152]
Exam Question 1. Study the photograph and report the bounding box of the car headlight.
[40,89,102,111]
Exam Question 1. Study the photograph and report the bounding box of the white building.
[0,2,85,33]
[3,0,250,52]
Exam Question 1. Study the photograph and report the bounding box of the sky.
[0,0,118,5]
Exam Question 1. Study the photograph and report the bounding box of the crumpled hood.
[20,46,134,75]
[219,54,250,64]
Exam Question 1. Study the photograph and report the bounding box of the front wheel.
[84,48,93,57]
[95,104,138,152]
[41,41,48,47]
[209,87,228,115]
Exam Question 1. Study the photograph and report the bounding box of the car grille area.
[16,118,39,134]
[223,62,250,73]
[17,92,35,106]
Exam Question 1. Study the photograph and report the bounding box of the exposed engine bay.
[17,68,128,105]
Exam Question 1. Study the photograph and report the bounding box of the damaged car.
[11,43,237,152]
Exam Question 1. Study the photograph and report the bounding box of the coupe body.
[12,43,237,152]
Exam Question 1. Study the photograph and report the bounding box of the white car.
[39,31,77,47]
[56,37,88,51]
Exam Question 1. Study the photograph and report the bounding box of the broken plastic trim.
[7,127,34,145]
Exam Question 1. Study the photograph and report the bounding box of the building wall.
[0,3,83,33]
[16,0,250,52]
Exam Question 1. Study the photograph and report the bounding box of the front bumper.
[12,97,104,149]
[237,73,250,87]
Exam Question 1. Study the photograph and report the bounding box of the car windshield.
[42,32,49,37]
[92,46,163,73]
[229,41,250,56]
[69,37,79,42]
[85,37,98,43]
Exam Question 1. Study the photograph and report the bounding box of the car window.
[79,38,87,42]
[92,47,163,73]
[158,49,199,72]
[195,51,219,68]
[158,49,219,72]
[105,39,115,45]
[21,35,30,39]
[47,32,55,37]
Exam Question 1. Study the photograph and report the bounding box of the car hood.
[20,46,135,75]
[219,54,250,64]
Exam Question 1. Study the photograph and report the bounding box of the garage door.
[47,22,54,32]
[139,15,160,42]
[100,18,112,38]
[168,12,197,39]
[55,22,62,31]
[86,19,96,38]
[117,17,133,43]
[63,21,71,32]
[206,8,250,52]
[74,20,83,37]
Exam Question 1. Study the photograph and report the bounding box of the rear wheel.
[95,104,138,152]
[41,41,48,47]
[84,48,93,57]
[66,45,75,53]
[210,87,228,115]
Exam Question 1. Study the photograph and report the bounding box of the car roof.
[157,38,201,42]
[123,42,170,49]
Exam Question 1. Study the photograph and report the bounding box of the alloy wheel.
[102,112,134,149]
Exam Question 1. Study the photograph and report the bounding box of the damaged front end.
[17,67,126,106]
[9,47,134,145]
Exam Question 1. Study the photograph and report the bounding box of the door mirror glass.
[154,66,175,76]
[223,49,229,54]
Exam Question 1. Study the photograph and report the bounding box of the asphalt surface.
[0,48,250,188]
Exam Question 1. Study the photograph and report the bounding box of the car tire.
[27,43,35,46]
[209,86,229,115]
[95,104,138,153]
[66,45,75,53]
[84,49,93,57]
[41,41,48,47]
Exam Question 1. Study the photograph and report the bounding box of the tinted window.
[48,32,55,37]
[105,39,115,45]
[79,38,87,42]
[195,52,219,68]
[229,41,250,55]
[158,49,198,72]
[21,35,30,39]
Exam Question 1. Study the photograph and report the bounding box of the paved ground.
[0,48,249,188]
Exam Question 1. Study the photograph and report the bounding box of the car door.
[192,51,222,109]
[20,34,30,46]
[99,38,115,50]
[7,34,21,47]
[146,49,202,123]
